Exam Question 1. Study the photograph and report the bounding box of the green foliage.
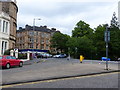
[4,49,27,59]
[51,19,120,60]
[93,24,106,59]
[50,32,70,53]
[18,53,27,59]
[72,20,93,38]
[77,36,96,59]
[69,20,95,59]
[109,26,120,60]
[4,48,13,55]
[66,37,78,57]
[93,24,120,60]
[67,36,96,59]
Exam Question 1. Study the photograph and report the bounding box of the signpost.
[104,31,110,42]
[104,25,110,70]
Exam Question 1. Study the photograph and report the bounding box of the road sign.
[104,31,110,42]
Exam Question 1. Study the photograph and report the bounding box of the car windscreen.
[0,56,3,59]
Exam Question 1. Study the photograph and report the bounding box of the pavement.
[21,58,45,65]
[1,58,120,85]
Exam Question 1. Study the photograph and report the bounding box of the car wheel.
[19,62,23,67]
[6,63,10,69]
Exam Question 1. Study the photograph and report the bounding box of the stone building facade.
[0,11,10,55]
[16,25,58,52]
[0,0,18,50]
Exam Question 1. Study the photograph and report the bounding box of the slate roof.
[17,25,56,33]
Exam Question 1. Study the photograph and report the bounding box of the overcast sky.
[16,0,119,36]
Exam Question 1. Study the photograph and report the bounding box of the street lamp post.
[33,18,41,31]
[32,18,41,48]
[32,18,41,59]
[68,47,70,60]
[75,47,77,58]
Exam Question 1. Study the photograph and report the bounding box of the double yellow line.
[1,71,119,88]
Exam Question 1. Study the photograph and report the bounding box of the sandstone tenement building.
[16,25,59,53]
[0,0,18,55]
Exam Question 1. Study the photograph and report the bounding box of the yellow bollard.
[80,55,84,63]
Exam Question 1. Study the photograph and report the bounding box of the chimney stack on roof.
[43,25,47,28]
[51,28,56,31]
[19,27,22,30]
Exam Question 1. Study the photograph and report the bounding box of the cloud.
[17,0,119,35]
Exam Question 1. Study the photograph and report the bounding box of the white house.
[0,11,10,55]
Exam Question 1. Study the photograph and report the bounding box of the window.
[29,38,34,42]
[46,40,49,44]
[11,56,16,59]
[41,33,45,38]
[29,44,33,48]
[5,22,8,33]
[6,56,12,59]
[36,38,38,42]
[46,45,49,50]
[6,56,16,59]
[36,44,38,49]
[5,42,7,51]
[36,32,38,35]
[41,45,44,50]
[2,20,9,33]
[46,34,50,38]
[41,39,44,44]
[3,21,5,32]
[0,56,3,59]
[29,31,34,36]
[1,41,7,55]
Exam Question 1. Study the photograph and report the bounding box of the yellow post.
[80,55,84,63]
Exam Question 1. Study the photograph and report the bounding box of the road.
[2,58,119,77]
[1,58,119,89]
[2,72,119,88]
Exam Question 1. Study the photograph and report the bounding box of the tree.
[110,12,119,28]
[66,37,78,58]
[93,18,120,60]
[67,36,96,59]
[50,32,70,54]
[93,24,106,59]
[70,20,96,59]
[109,27,120,60]
[72,20,93,38]
[4,48,13,55]
[109,12,120,60]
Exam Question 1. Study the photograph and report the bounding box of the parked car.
[53,54,61,58]
[37,53,52,58]
[59,54,67,58]
[0,55,23,69]
[53,54,67,58]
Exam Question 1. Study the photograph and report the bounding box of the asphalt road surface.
[1,58,119,77]
[2,72,119,88]
[1,58,119,89]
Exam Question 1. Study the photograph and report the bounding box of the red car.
[0,55,23,69]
